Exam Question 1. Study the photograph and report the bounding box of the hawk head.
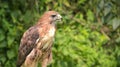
[38,11,62,24]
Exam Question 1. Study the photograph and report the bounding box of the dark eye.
[51,15,56,18]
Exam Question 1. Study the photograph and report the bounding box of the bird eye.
[51,15,56,18]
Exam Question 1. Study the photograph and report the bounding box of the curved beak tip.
[58,14,62,19]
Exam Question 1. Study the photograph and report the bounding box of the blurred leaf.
[10,11,19,23]
[5,61,11,67]
[45,0,52,4]
[115,37,120,43]
[7,50,15,59]
[0,54,6,63]
[98,0,104,9]
[63,0,70,7]
[0,9,5,15]
[78,0,86,4]
[23,11,33,23]
[2,19,11,31]
[104,3,112,16]
[0,30,5,41]
[7,36,15,47]
[0,41,7,48]
[87,10,94,22]
[112,18,120,30]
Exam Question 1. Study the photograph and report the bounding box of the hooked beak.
[56,14,62,21]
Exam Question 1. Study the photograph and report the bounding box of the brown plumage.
[17,11,62,67]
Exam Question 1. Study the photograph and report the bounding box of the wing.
[16,26,40,67]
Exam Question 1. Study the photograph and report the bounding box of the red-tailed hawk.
[17,11,62,67]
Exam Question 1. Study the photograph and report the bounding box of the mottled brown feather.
[17,26,40,67]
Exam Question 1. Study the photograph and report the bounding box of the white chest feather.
[41,27,55,49]
[36,27,55,49]
[41,27,55,41]
[48,27,55,37]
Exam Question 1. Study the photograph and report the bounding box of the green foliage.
[0,0,120,67]
[53,25,112,67]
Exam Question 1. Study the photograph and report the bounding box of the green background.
[0,0,120,67]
